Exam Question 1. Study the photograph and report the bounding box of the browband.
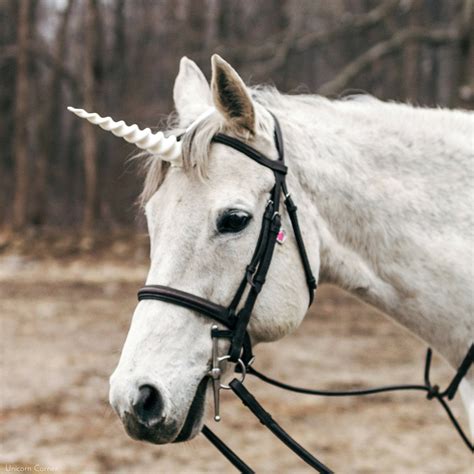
[213,134,288,174]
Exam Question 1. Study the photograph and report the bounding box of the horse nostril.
[132,384,163,426]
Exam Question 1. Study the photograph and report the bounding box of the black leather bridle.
[138,115,316,367]
[137,115,334,473]
[135,115,473,473]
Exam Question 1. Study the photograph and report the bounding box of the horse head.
[70,55,318,444]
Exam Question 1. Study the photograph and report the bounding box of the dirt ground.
[1,245,472,474]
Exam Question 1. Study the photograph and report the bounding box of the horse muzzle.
[109,374,208,444]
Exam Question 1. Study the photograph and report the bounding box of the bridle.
[138,113,316,411]
[136,115,473,473]
[138,114,316,369]
[137,114,331,471]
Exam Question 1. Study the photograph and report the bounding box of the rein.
[137,115,473,473]
[200,345,473,474]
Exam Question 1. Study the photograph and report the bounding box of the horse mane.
[138,112,225,207]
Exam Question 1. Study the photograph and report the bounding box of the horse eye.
[217,210,252,234]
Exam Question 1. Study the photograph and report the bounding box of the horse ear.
[173,57,212,127]
[211,54,255,134]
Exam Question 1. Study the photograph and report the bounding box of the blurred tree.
[81,0,101,237]
[403,0,422,102]
[1,0,471,236]
[456,0,474,106]
[0,1,17,226]
[32,0,76,227]
[12,0,30,231]
[111,0,127,100]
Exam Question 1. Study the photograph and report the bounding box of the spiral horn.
[67,107,182,163]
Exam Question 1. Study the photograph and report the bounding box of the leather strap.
[201,425,255,473]
[229,378,333,473]
[138,285,234,328]
[282,181,317,305]
[213,134,288,175]
[228,210,282,362]
[441,343,473,400]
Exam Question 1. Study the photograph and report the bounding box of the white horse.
[70,55,473,445]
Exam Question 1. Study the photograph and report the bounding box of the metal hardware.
[208,325,247,422]
[217,355,247,390]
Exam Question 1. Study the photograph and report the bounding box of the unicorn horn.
[67,107,182,163]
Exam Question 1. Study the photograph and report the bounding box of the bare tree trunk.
[99,0,125,229]
[12,0,30,231]
[32,0,75,227]
[205,0,220,50]
[435,0,458,107]
[112,0,126,99]
[81,0,99,237]
[402,0,422,102]
[457,0,474,107]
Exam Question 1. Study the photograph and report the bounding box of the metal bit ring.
[217,355,247,390]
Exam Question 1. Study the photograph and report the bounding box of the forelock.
[138,91,276,207]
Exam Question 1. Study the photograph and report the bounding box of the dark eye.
[217,210,252,234]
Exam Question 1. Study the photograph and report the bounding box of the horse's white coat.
[110,55,474,443]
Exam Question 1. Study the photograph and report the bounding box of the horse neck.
[272,96,473,366]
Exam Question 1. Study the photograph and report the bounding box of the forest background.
[1,0,472,244]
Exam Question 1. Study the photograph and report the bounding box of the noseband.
[135,115,473,473]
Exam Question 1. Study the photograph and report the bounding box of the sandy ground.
[1,251,472,474]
